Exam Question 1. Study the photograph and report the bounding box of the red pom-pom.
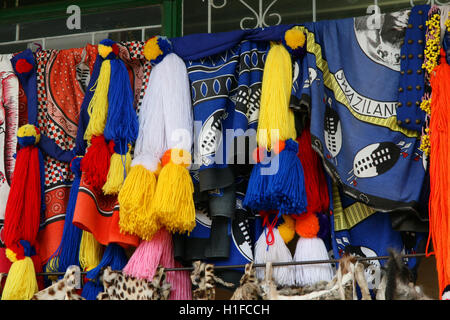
[294,211,320,238]
[15,58,33,74]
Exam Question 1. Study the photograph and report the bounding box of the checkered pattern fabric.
[119,41,152,114]
[44,155,73,187]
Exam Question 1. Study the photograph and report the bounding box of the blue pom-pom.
[18,135,37,147]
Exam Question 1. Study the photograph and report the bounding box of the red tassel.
[81,134,112,191]
[295,124,329,215]
[427,49,450,297]
[2,145,41,248]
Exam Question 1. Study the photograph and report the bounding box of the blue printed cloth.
[294,13,427,215]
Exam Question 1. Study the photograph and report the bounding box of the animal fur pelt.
[230,263,263,300]
[375,249,431,300]
[96,266,171,300]
[260,254,372,300]
[191,261,234,300]
[32,266,85,300]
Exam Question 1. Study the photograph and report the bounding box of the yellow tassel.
[257,42,296,151]
[102,151,132,195]
[278,215,296,244]
[1,257,38,300]
[79,231,103,272]
[152,161,195,234]
[84,60,111,142]
[118,165,160,239]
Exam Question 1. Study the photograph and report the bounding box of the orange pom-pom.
[161,149,172,167]
[273,140,286,155]
[294,212,319,238]
[161,148,191,168]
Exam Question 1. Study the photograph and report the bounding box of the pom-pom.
[294,211,320,238]
[143,36,173,66]
[17,124,40,146]
[98,39,119,59]
[161,148,191,168]
[15,58,33,74]
[283,26,306,57]
[277,214,296,244]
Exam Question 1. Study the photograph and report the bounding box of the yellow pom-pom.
[278,215,296,244]
[17,124,40,146]
[143,37,163,63]
[1,257,38,300]
[98,44,113,59]
[285,27,306,50]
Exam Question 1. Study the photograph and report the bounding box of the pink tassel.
[122,228,169,280]
[123,228,191,299]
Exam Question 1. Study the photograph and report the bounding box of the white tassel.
[132,59,168,172]
[294,237,334,286]
[159,53,193,153]
[254,228,296,287]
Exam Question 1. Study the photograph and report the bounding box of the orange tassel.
[428,48,450,297]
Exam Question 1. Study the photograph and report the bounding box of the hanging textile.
[0,54,20,275]
[291,12,427,215]
[330,183,426,296]
[187,40,269,192]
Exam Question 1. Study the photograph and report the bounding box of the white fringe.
[254,228,296,287]
[158,53,193,153]
[294,237,335,287]
[133,53,193,171]
[132,57,168,172]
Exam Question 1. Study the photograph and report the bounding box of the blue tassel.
[81,280,104,300]
[86,243,128,281]
[243,156,274,211]
[268,139,308,214]
[103,58,139,152]
[46,157,83,275]
[81,243,128,300]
